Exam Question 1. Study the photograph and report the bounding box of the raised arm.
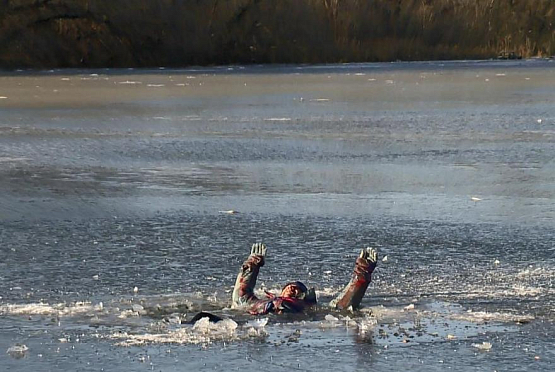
[329,247,378,311]
[232,243,267,308]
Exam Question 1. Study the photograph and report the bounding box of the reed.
[0,0,553,68]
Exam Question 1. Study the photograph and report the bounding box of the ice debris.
[472,342,492,351]
[7,344,28,358]
[245,318,268,329]
[110,316,268,346]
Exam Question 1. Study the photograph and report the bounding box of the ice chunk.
[245,318,268,329]
[193,317,238,334]
[7,344,28,358]
[264,118,292,121]
[472,342,492,351]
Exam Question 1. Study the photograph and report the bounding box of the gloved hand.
[250,243,267,257]
[359,247,378,272]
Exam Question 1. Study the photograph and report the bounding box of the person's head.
[280,281,309,299]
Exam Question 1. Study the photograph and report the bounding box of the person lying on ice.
[232,243,378,315]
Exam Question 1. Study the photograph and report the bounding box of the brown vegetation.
[0,0,554,68]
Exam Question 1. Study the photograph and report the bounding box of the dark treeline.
[1,0,554,68]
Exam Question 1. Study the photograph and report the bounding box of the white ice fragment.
[61,78,70,81]
[382,255,388,262]
[323,270,332,274]
[219,210,238,214]
[7,344,28,358]
[118,309,139,318]
[264,118,291,121]
[92,275,99,280]
[485,78,490,82]
[310,98,330,102]
[404,303,415,311]
[472,342,492,351]
[496,73,506,76]
[325,314,339,322]
[494,259,500,265]
[193,317,238,334]
[0,96,7,99]
[447,334,456,340]
[133,286,139,293]
[537,119,542,124]
[166,315,181,324]
[147,84,165,87]
[245,318,268,329]
[471,196,482,202]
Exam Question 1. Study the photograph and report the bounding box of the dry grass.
[0,0,553,68]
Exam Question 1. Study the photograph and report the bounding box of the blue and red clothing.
[232,254,316,314]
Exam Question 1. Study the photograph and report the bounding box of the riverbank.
[1,0,554,69]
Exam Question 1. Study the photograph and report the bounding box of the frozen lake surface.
[0,60,554,371]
